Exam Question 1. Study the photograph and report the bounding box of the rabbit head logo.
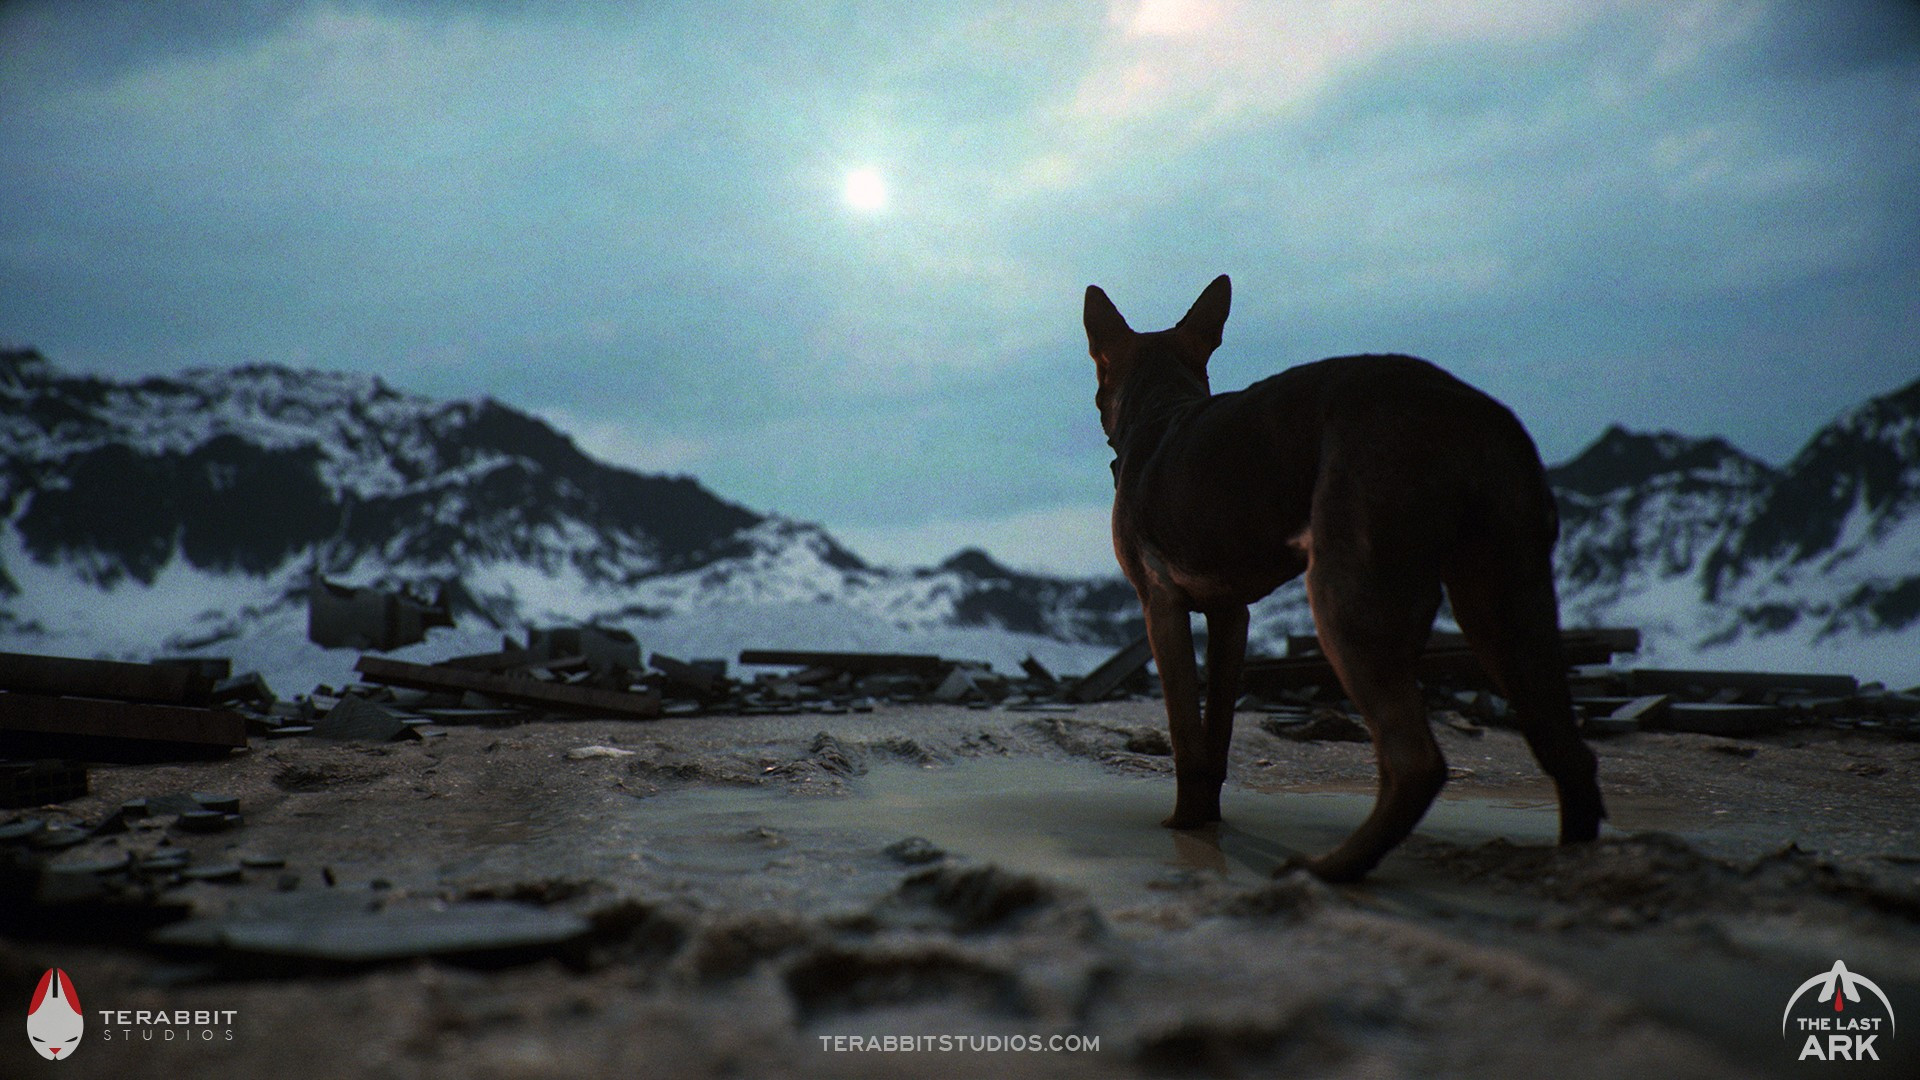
[27,969,83,1060]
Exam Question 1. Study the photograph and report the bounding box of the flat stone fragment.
[151,900,591,964]
[181,863,245,883]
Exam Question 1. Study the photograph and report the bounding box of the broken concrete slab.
[650,652,724,698]
[1067,636,1153,703]
[932,667,983,704]
[1019,654,1057,687]
[211,671,276,706]
[307,574,455,652]
[527,626,642,678]
[310,695,412,743]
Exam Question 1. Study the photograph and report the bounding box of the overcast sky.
[3,1,1917,576]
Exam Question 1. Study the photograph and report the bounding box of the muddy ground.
[6,700,1919,1078]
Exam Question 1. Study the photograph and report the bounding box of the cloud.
[1039,0,1615,178]
[3,0,1916,537]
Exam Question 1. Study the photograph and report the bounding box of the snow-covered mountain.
[2,347,1915,691]
[1540,379,1920,683]
[0,348,1135,690]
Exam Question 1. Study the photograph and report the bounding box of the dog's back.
[1118,353,1558,610]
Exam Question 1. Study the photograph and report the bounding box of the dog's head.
[1083,275,1231,438]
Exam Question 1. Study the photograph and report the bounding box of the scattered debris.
[1020,654,1058,687]
[355,656,663,719]
[1245,628,1640,696]
[1261,711,1371,743]
[0,650,249,761]
[1660,702,1789,737]
[1,649,217,705]
[0,759,87,808]
[649,653,727,700]
[307,573,455,651]
[1626,667,1858,698]
[309,695,417,743]
[738,649,951,676]
[1067,636,1154,703]
[1585,694,1670,736]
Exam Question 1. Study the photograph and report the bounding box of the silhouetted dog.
[1084,275,1604,882]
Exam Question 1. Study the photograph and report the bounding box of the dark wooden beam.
[0,651,214,705]
[354,656,661,719]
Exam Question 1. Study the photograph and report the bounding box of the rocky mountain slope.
[1,347,1914,689]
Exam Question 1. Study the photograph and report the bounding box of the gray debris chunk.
[310,695,411,742]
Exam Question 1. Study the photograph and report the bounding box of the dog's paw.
[1271,853,1316,878]
[1161,811,1219,830]
[1278,851,1372,884]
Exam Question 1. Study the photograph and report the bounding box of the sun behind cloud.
[842,166,888,213]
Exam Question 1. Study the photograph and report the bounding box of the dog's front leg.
[1144,593,1214,827]
[1201,603,1248,799]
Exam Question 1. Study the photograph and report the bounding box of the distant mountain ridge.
[1541,382,1920,678]
[1,347,1915,688]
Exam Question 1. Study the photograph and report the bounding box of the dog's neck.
[1106,360,1210,487]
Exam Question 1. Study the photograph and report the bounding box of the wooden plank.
[0,691,246,747]
[1068,636,1154,703]
[1284,627,1638,661]
[650,653,720,697]
[354,656,661,719]
[1660,702,1789,737]
[737,649,951,676]
[1627,668,1857,697]
[0,651,213,705]
[1246,634,1628,695]
[1612,694,1672,725]
[438,648,536,673]
[1243,648,1477,692]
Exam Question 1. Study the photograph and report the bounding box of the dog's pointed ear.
[1084,285,1133,364]
[1176,274,1231,358]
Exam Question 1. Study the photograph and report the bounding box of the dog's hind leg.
[1447,557,1605,844]
[1201,602,1249,805]
[1304,557,1447,883]
[1145,594,1219,828]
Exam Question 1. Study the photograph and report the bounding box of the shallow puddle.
[617,756,1628,906]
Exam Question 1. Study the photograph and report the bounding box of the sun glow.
[843,167,888,213]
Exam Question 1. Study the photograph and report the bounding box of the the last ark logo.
[1784,960,1896,1062]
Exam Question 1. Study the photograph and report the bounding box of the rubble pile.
[1242,628,1920,741]
[3,627,1917,970]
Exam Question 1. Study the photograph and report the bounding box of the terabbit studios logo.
[26,970,82,1061]
[1784,960,1896,1063]
[27,968,238,1063]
